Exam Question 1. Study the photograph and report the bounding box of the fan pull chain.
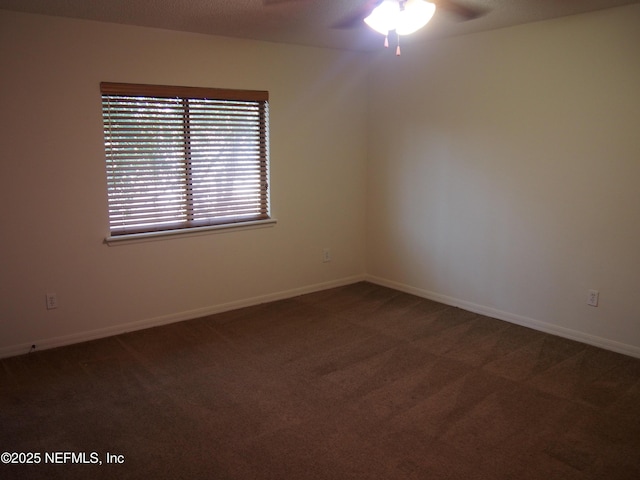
[384,35,389,48]
[396,33,401,56]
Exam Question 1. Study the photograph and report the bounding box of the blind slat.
[102,82,270,236]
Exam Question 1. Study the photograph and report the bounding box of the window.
[101,82,271,239]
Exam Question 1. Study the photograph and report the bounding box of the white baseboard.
[0,274,367,360]
[366,275,640,359]
[6,273,638,360]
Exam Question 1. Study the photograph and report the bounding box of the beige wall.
[366,4,640,356]
[0,11,368,356]
[2,4,640,359]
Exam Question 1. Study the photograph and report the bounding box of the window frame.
[101,82,274,244]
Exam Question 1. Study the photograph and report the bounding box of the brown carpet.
[1,282,639,479]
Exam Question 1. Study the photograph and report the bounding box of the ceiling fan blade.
[434,0,485,21]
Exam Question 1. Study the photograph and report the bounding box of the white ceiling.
[1,0,638,51]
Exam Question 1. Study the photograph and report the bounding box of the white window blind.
[101,82,270,237]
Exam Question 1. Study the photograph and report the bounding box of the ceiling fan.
[332,0,484,29]
[264,1,486,54]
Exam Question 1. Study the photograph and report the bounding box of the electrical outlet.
[322,248,331,263]
[46,293,58,310]
[587,290,599,307]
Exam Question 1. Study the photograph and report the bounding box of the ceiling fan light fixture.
[364,0,436,36]
[363,0,399,36]
[397,1,436,35]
